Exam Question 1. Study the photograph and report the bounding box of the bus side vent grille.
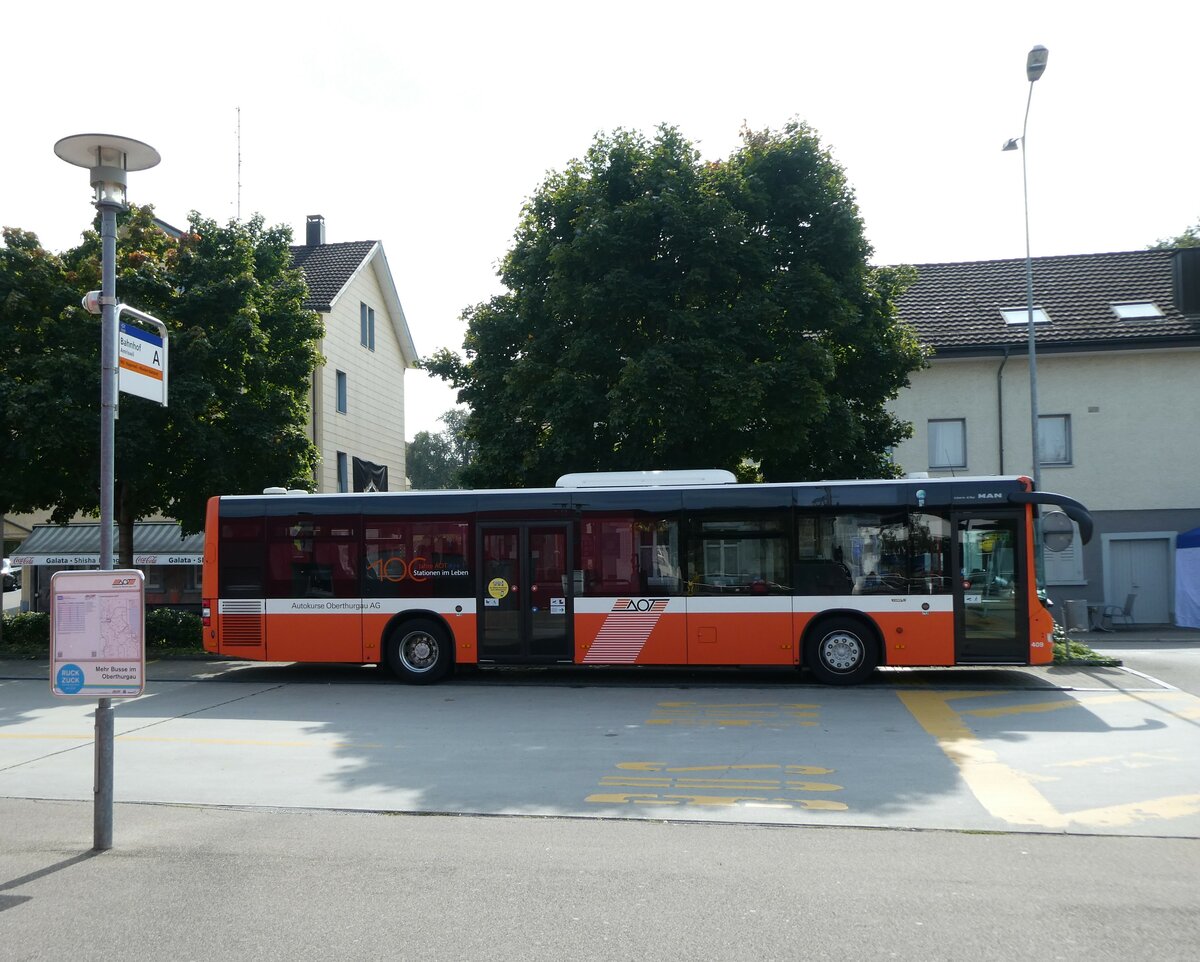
[218,599,265,649]
[219,599,266,615]
[221,616,263,647]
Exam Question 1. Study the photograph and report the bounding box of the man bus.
[202,471,1091,685]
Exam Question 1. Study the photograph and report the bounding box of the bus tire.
[386,619,453,684]
[805,617,879,686]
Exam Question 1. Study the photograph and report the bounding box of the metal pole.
[99,202,118,572]
[95,199,120,852]
[1020,83,1041,493]
[94,697,114,850]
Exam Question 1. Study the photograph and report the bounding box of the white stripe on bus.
[226,595,953,617]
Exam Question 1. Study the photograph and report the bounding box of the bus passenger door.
[478,524,572,663]
[953,512,1027,663]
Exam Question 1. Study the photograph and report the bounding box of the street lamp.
[53,133,159,853]
[1002,45,1049,491]
[53,134,160,571]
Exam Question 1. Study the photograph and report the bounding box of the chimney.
[1174,247,1200,316]
[306,214,326,246]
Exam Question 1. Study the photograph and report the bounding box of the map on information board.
[50,570,145,698]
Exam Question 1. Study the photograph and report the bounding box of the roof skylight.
[1001,307,1050,325]
[1110,302,1164,320]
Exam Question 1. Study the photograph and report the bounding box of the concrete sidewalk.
[2,797,1198,962]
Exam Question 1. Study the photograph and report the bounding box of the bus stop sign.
[50,569,145,698]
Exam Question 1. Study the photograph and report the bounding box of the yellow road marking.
[587,793,680,806]
[897,691,1068,827]
[1065,794,1200,828]
[962,694,1133,718]
[585,792,849,811]
[900,690,1200,829]
[615,762,834,775]
[599,776,843,791]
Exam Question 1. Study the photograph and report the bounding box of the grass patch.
[1052,624,1122,666]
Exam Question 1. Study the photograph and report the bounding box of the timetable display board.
[50,570,145,698]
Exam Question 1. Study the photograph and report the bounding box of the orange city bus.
[201,471,1092,685]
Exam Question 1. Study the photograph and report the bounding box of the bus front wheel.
[805,617,879,686]
[387,619,453,684]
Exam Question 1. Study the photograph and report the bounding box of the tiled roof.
[895,249,1200,354]
[289,241,378,312]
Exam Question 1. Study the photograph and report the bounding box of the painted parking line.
[899,689,1200,830]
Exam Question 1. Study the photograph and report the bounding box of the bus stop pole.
[94,698,114,849]
[93,197,119,853]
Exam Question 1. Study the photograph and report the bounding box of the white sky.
[5,1,1197,441]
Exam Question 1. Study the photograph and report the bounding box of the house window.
[360,302,376,350]
[928,419,966,470]
[336,370,347,413]
[1000,307,1050,325]
[337,452,349,493]
[1038,414,1071,465]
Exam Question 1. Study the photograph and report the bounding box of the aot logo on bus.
[613,598,669,612]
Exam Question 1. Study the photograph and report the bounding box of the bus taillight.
[202,603,211,627]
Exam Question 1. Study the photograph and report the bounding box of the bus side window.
[363,520,472,598]
[266,516,358,599]
[218,517,265,598]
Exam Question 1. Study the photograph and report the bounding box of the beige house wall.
[890,346,1200,511]
[313,256,408,492]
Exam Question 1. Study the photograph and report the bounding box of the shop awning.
[10,523,204,567]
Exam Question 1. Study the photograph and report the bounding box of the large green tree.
[406,408,475,489]
[0,206,322,563]
[425,123,925,488]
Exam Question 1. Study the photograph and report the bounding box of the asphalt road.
[2,653,1198,837]
[2,647,1199,960]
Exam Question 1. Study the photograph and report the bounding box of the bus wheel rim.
[821,631,863,672]
[401,632,437,672]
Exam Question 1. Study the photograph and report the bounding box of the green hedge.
[1,611,49,651]
[0,607,203,654]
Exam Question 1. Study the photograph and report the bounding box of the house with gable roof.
[6,215,420,615]
[889,247,1200,625]
[291,215,419,493]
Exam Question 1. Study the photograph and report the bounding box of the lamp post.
[52,133,160,852]
[1002,45,1049,491]
[53,134,160,570]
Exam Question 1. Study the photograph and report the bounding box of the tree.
[1150,218,1200,249]
[406,409,475,489]
[425,123,925,488]
[0,206,323,564]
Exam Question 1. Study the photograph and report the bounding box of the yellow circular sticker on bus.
[488,578,510,600]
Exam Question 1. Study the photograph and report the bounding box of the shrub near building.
[0,608,203,658]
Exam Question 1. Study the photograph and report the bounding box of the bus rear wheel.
[387,619,452,684]
[805,617,879,686]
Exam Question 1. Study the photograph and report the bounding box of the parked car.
[2,558,21,592]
